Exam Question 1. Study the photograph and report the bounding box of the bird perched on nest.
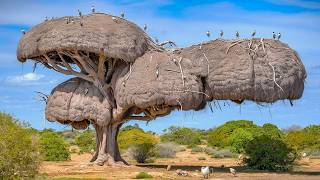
[277,33,281,40]
[229,168,237,176]
[120,12,125,18]
[251,30,256,37]
[44,16,48,21]
[112,17,118,23]
[206,30,211,38]
[220,30,224,38]
[236,31,240,39]
[20,29,26,35]
[201,166,210,179]
[273,32,276,39]
[143,24,147,31]
[78,9,82,17]
[91,5,95,13]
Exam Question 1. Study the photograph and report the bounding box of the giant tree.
[17,13,306,166]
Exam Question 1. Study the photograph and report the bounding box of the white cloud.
[4,72,52,86]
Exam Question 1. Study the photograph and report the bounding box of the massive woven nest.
[17,13,306,129]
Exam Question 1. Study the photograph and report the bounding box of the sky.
[0,0,319,133]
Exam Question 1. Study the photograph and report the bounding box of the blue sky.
[0,0,319,133]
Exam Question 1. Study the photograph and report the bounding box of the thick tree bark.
[90,122,127,166]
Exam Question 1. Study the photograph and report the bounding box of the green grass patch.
[135,172,153,179]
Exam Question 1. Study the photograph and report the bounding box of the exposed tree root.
[177,57,185,87]
[203,53,210,75]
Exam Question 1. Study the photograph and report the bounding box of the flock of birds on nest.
[20,4,282,48]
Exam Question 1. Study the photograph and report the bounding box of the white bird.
[201,166,210,179]
[236,31,240,39]
[220,30,224,38]
[143,24,147,31]
[120,12,125,18]
[272,32,276,39]
[91,5,95,13]
[78,9,82,17]
[251,30,256,37]
[206,30,211,38]
[44,16,48,21]
[112,17,118,23]
[229,168,237,176]
[277,32,281,40]
[20,29,26,35]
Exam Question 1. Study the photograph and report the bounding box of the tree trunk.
[90,122,127,166]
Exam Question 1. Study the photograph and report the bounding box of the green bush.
[128,143,155,163]
[135,172,153,179]
[207,120,258,148]
[0,112,40,178]
[228,128,254,153]
[244,135,296,171]
[39,130,70,161]
[118,125,158,150]
[161,126,201,145]
[74,130,95,153]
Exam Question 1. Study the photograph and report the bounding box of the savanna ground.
[41,149,320,180]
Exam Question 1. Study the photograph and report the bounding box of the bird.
[78,9,82,17]
[112,17,118,23]
[44,16,48,21]
[229,168,237,176]
[91,5,95,13]
[120,12,125,18]
[201,166,210,179]
[20,29,26,35]
[206,30,211,38]
[272,32,276,39]
[155,37,159,44]
[143,24,147,31]
[251,30,256,37]
[220,30,224,38]
[236,31,240,39]
[277,32,281,40]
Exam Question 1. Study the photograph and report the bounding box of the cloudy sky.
[0,0,319,133]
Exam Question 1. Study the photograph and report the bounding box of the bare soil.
[40,149,320,179]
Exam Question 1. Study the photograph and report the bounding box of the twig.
[177,57,185,87]
[203,53,210,75]
[164,89,210,98]
[226,40,245,54]
[124,63,132,81]
[268,62,285,93]
[176,99,183,111]
[260,38,266,53]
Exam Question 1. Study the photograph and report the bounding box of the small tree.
[161,126,201,145]
[74,130,96,153]
[244,135,296,171]
[0,112,40,178]
[39,130,70,161]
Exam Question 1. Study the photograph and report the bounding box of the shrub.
[228,128,254,153]
[39,130,70,161]
[135,172,153,179]
[155,142,182,158]
[74,130,95,153]
[161,126,201,145]
[0,112,40,178]
[127,143,155,163]
[198,157,206,160]
[191,146,204,153]
[211,149,236,158]
[118,125,158,150]
[207,120,258,148]
[244,135,296,171]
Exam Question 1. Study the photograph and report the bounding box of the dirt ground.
[40,149,320,179]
